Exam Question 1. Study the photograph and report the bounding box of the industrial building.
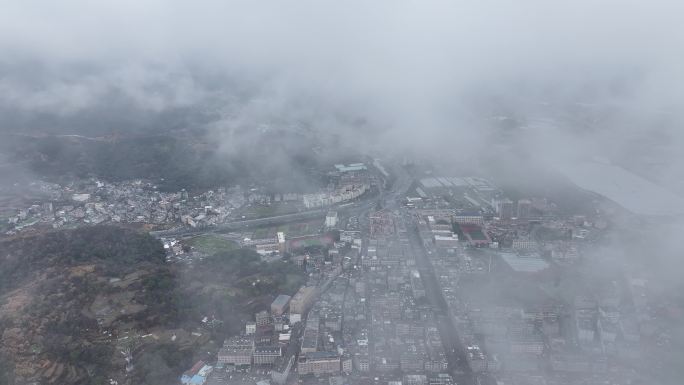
[290,286,317,315]
[301,314,320,353]
[271,294,291,316]
[498,252,549,273]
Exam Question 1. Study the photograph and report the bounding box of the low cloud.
[0,0,682,183]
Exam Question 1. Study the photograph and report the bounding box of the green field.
[185,234,238,255]
[249,219,323,240]
[278,219,322,237]
[239,202,300,219]
[252,227,272,239]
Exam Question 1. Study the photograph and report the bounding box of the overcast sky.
[1,0,683,172]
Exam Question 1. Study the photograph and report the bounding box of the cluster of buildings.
[212,294,295,383]
[410,176,599,260]
[180,361,213,385]
[182,294,295,385]
[302,184,369,209]
[5,179,248,234]
[405,175,655,385]
[182,199,461,385]
[412,177,499,214]
[351,210,454,383]
[301,163,374,209]
[6,162,377,234]
[36,167,662,385]
[410,176,556,222]
[186,213,362,384]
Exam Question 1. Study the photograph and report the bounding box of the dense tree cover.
[198,248,265,276]
[6,135,245,192]
[0,226,166,294]
[151,248,307,336]
[0,353,13,385]
[199,249,306,298]
[136,269,181,328]
[0,226,168,385]
[133,344,194,385]
[4,129,337,192]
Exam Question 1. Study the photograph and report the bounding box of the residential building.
[218,336,254,366]
[298,352,341,375]
[325,211,339,228]
[517,199,532,219]
[404,374,428,385]
[256,310,272,327]
[253,346,282,365]
[495,199,515,220]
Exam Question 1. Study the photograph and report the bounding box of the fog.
[2,1,683,159]
[3,0,684,325]
[1,1,684,384]
[2,0,684,303]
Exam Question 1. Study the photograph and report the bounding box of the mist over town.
[1,1,683,385]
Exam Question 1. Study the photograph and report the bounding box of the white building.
[512,239,538,250]
[434,233,459,248]
[302,184,368,209]
[325,211,338,228]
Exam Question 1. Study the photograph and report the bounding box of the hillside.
[0,128,346,193]
[0,226,306,385]
[1,134,243,192]
[0,226,171,384]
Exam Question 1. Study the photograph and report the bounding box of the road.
[151,188,382,238]
[388,167,472,383]
[404,219,471,382]
[152,161,412,239]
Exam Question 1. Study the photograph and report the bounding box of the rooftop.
[499,252,549,273]
[301,351,340,360]
[334,163,367,173]
[272,294,291,307]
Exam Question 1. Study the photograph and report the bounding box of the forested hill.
[0,226,170,385]
[2,135,244,192]
[0,226,307,385]
[1,127,341,193]
[0,226,166,293]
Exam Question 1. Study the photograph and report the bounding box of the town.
[3,2,684,385]
[72,163,668,385]
[3,162,372,235]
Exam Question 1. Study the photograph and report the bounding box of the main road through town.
[387,167,472,385]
